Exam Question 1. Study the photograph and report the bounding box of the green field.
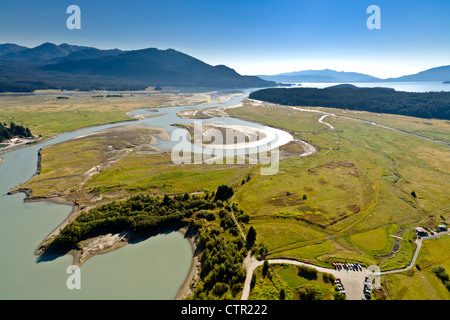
[20,98,450,276]
[0,92,215,138]
[228,101,450,272]
[86,152,253,197]
[249,264,341,300]
[20,124,254,207]
[311,106,450,144]
[381,237,450,300]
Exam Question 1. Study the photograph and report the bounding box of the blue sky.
[1,0,449,78]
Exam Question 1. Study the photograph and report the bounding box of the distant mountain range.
[259,69,379,83]
[0,43,275,92]
[384,65,450,82]
[2,42,449,93]
[259,66,450,83]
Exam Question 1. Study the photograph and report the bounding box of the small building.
[415,227,428,237]
[438,225,447,232]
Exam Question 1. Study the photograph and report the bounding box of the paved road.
[240,231,450,301]
[381,231,449,275]
[241,255,368,301]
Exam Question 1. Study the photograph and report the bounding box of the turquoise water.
[0,191,192,300]
[0,89,261,300]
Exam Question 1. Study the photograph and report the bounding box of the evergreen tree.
[246,226,257,248]
[214,185,234,202]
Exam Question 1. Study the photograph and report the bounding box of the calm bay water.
[294,81,450,92]
[0,191,191,300]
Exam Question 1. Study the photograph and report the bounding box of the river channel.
[0,89,293,299]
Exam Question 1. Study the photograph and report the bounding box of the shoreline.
[34,199,80,256]
[175,226,200,300]
[28,193,200,300]
[0,118,138,166]
[0,138,42,162]
[0,91,240,165]
[0,90,251,300]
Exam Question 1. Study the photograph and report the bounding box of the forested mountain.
[1,43,92,63]
[42,48,273,88]
[0,44,29,57]
[55,48,124,62]
[0,43,275,92]
[249,86,450,120]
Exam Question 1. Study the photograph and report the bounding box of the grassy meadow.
[19,124,254,207]
[0,91,216,138]
[381,237,450,300]
[8,93,449,301]
[249,264,340,300]
[312,106,450,144]
[228,101,449,272]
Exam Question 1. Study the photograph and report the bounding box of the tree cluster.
[433,266,450,291]
[297,265,318,281]
[50,184,253,299]
[0,122,32,142]
[214,185,234,202]
[51,194,216,247]
[193,227,248,299]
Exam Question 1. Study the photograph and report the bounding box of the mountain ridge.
[260,66,450,83]
[0,43,275,92]
[259,69,380,83]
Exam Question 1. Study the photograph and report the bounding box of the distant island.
[249,85,450,120]
[444,81,450,84]
[0,43,276,92]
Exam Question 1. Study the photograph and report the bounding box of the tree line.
[51,193,212,247]
[47,183,259,300]
[433,266,450,291]
[249,86,450,120]
[0,122,32,143]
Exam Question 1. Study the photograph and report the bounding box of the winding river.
[2,82,447,300]
[0,88,294,300]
